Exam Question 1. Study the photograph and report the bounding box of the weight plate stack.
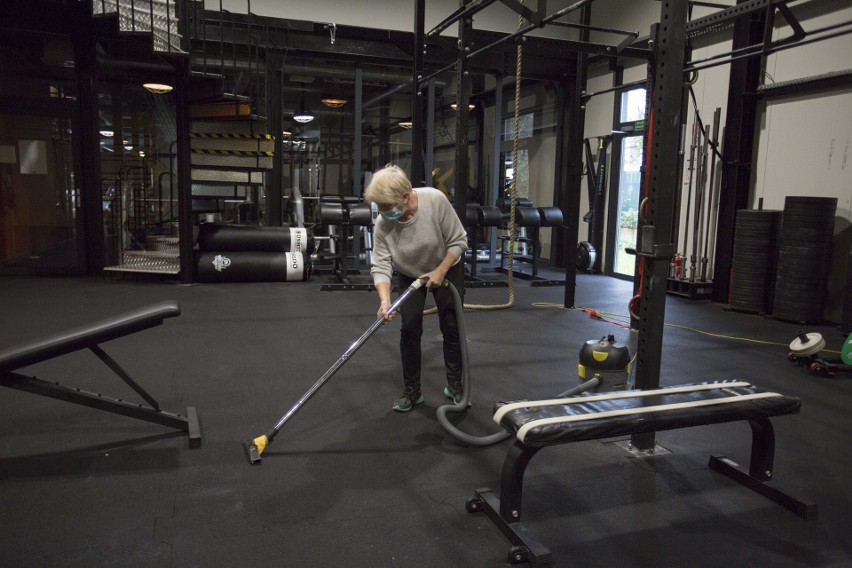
[730,209,782,314]
[773,196,836,323]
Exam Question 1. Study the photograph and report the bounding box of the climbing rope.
[453,4,524,312]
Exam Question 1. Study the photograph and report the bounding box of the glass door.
[0,103,83,275]
[608,87,647,278]
[613,135,643,276]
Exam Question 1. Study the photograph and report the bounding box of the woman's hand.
[420,268,448,289]
[378,299,395,320]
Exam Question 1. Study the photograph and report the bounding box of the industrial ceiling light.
[451,103,475,111]
[321,98,347,108]
[398,121,413,129]
[143,82,174,94]
[293,87,314,123]
[99,129,114,137]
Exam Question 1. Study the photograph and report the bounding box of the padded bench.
[0,301,201,448]
[467,380,813,567]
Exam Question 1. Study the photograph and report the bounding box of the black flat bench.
[0,301,201,448]
[467,380,814,567]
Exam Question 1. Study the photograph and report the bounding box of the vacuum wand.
[244,278,428,465]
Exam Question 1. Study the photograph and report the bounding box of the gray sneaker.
[393,387,424,412]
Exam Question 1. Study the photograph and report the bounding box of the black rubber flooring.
[1,270,850,567]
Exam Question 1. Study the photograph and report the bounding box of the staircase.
[94,0,274,276]
[92,0,184,53]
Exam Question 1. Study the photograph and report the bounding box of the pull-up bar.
[427,0,500,38]
[465,0,595,61]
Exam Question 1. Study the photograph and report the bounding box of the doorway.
[606,87,646,278]
[0,100,84,275]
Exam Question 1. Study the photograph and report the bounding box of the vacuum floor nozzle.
[244,438,263,465]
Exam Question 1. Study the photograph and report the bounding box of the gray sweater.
[370,187,468,286]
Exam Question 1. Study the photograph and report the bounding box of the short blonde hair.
[364,164,412,207]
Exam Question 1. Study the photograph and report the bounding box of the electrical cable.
[530,303,842,353]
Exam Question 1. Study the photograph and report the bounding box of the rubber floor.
[0,270,850,567]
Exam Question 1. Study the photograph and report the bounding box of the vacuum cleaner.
[244,278,428,463]
[244,277,512,465]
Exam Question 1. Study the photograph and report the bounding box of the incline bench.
[0,301,201,448]
[466,380,814,567]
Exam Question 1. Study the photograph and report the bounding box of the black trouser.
[397,262,465,393]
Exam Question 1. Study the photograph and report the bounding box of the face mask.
[380,207,404,222]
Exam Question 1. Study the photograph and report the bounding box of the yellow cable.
[531,303,842,354]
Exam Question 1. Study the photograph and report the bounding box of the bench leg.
[708,418,816,519]
[467,441,553,566]
[1,371,202,449]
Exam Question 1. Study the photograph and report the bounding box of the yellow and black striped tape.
[189,133,274,140]
[191,149,275,157]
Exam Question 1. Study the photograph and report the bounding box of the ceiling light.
[124,145,134,151]
[321,98,347,108]
[143,82,173,94]
[294,89,314,123]
[138,150,146,157]
[99,130,114,137]
[282,130,292,137]
[398,121,413,129]
[451,103,475,111]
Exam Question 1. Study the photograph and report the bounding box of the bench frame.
[467,383,815,567]
[0,301,201,448]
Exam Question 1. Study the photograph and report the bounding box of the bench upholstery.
[494,380,801,446]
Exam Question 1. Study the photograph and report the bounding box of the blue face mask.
[380,207,404,222]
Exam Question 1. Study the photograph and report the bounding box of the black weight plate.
[784,196,838,206]
[737,208,783,217]
[731,288,768,297]
[773,296,825,309]
[735,225,777,234]
[780,228,835,241]
[733,248,773,258]
[774,280,827,292]
[777,244,832,255]
[731,271,771,283]
[776,258,832,271]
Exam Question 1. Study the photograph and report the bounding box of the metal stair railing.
[91,0,185,54]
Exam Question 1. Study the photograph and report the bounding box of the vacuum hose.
[436,281,511,446]
[437,281,601,446]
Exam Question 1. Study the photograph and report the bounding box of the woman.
[364,165,468,412]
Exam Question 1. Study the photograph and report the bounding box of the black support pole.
[711,2,766,304]
[268,51,284,226]
[559,4,589,308]
[411,0,426,185]
[174,55,195,284]
[72,2,103,275]
[453,1,473,220]
[630,0,689,451]
[353,67,363,196]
